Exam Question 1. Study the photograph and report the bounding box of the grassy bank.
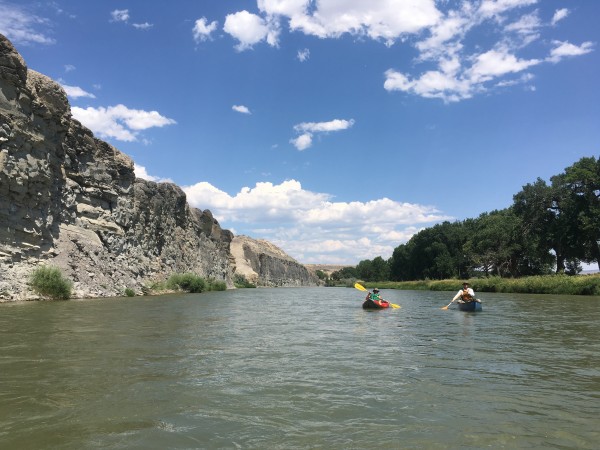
[359,274,600,296]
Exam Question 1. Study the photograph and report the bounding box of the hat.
[463,282,469,286]
[373,288,379,292]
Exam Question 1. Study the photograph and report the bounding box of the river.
[1,287,599,449]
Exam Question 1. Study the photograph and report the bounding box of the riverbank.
[359,273,600,296]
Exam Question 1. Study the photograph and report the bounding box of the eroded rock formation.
[231,235,317,287]
[0,34,318,301]
[0,35,234,300]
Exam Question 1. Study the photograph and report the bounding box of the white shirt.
[452,287,475,301]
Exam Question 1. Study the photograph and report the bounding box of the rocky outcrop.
[0,34,319,301]
[231,235,318,287]
[0,34,238,300]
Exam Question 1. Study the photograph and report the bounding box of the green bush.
[124,288,135,297]
[166,273,206,293]
[208,279,227,291]
[233,274,256,288]
[30,266,73,300]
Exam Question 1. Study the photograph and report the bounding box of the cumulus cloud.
[283,0,440,43]
[134,164,173,183]
[223,10,279,50]
[110,9,129,23]
[297,48,310,62]
[61,84,96,99]
[218,1,593,102]
[193,17,218,42]
[290,119,354,150]
[182,179,451,263]
[71,104,176,142]
[547,40,594,63]
[551,8,569,26]
[232,105,251,114]
[110,9,152,29]
[0,2,55,45]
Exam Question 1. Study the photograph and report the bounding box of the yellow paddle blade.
[354,282,367,292]
[390,303,401,309]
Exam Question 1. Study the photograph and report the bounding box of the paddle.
[441,299,454,310]
[353,283,400,309]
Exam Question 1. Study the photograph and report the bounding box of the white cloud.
[478,0,538,19]
[134,164,173,183]
[232,105,251,114]
[294,119,354,133]
[290,119,354,150]
[286,0,441,43]
[385,45,541,103]
[505,11,540,35]
[71,104,176,142]
[551,8,569,26]
[193,17,218,42]
[469,48,540,82]
[0,3,55,45]
[61,84,96,99]
[290,133,312,151]
[64,64,76,72]
[547,40,594,63]
[223,10,279,50]
[110,9,129,23]
[133,22,153,30]
[182,179,451,263]
[217,0,592,102]
[297,48,310,62]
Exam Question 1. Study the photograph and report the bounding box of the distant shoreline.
[358,273,600,296]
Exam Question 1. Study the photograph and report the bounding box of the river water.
[1,287,599,449]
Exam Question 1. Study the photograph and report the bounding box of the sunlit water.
[1,288,599,449]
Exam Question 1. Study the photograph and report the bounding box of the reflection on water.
[1,288,599,449]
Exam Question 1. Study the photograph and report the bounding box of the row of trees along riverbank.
[359,275,600,296]
[330,156,600,290]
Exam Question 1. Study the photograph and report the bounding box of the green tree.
[556,156,600,270]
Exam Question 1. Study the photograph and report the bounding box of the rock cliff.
[230,235,317,287]
[0,34,315,301]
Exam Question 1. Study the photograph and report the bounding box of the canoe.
[362,299,390,309]
[458,301,482,312]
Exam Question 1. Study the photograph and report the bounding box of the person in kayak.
[366,288,383,302]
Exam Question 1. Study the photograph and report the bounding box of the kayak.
[458,301,482,312]
[362,299,390,309]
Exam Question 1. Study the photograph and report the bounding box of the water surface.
[1,288,599,449]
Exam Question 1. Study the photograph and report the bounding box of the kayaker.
[366,288,382,302]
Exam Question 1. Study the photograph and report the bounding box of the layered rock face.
[0,34,238,300]
[231,235,318,287]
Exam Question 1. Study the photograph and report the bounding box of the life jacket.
[461,288,474,302]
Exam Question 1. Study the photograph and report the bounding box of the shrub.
[124,288,135,297]
[30,266,73,300]
[166,273,206,293]
[233,274,256,288]
[208,279,227,291]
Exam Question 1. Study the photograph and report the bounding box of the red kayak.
[362,299,390,309]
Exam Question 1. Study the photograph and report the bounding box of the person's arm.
[451,290,461,301]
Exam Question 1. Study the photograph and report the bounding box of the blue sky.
[1,0,598,265]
